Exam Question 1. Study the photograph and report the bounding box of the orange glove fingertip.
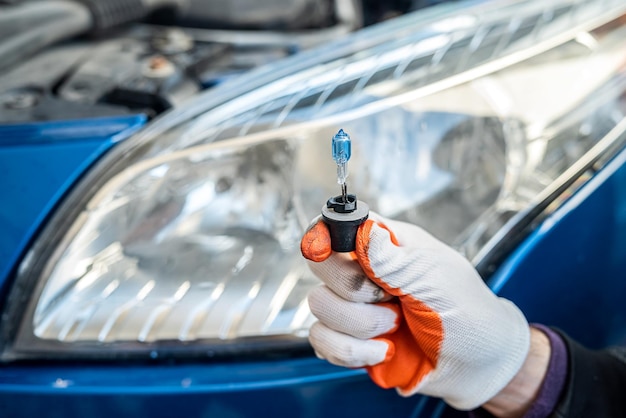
[301,220,332,262]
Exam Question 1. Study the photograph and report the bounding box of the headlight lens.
[4,0,626,358]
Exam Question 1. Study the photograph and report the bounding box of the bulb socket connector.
[321,194,369,252]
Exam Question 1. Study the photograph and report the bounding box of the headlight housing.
[3,0,626,359]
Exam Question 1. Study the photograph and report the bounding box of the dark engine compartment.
[0,0,455,124]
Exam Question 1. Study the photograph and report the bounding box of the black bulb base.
[321,195,369,252]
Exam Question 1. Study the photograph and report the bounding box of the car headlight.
[3,0,626,359]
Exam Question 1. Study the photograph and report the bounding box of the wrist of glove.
[301,213,530,410]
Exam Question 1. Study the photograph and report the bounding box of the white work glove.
[300,213,530,410]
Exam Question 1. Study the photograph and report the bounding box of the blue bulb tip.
[332,129,351,164]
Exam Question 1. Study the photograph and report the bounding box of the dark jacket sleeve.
[551,331,626,417]
[470,327,626,418]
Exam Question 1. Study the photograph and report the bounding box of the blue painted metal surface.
[0,116,146,288]
[0,117,146,146]
[490,146,626,350]
[0,359,425,417]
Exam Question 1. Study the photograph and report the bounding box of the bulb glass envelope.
[4,0,626,358]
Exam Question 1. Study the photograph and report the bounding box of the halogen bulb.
[332,129,351,187]
[322,129,369,253]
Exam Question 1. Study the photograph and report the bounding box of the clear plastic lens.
[6,0,626,356]
[33,140,316,342]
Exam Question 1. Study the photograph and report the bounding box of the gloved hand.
[301,213,530,410]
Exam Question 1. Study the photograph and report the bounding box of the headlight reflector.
[4,0,626,359]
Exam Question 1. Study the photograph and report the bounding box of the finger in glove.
[308,285,400,339]
[309,321,394,368]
